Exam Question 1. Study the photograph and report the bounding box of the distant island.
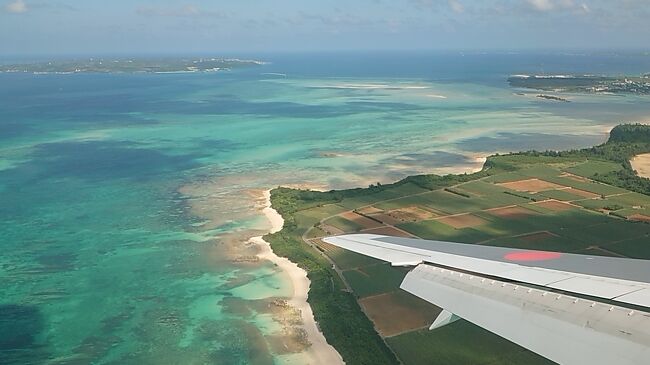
[509,74,650,95]
[0,57,266,74]
[536,94,570,102]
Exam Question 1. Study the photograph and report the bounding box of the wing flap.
[401,264,650,365]
[616,289,650,308]
[548,276,646,300]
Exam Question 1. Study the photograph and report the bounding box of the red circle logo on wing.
[504,251,563,262]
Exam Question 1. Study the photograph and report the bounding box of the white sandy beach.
[251,190,345,365]
[631,153,650,179]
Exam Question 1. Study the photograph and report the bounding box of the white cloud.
[408,0,465,13]
[5,0,28,13]
[408,0,437,10]
[527,0,556,11]
[449,0,464,13]
[526,0,590,14]
[136,4,224,18]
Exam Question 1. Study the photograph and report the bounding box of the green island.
[0,57,264,74]
[536,94,570,102]
[509,75,650,94]
[264,124,650,365]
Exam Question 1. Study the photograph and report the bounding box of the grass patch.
[319,244,383,270]
[537,189,586,201]
[608,192,650,207]
[324,216,364,233]
[343,264,408,298]
[295,204,348,231]
[603,235,650,259]
[457,180,509,195]
[387,321,554,365]
[484,232,582,252]
[565,160,623,177]
[555,220,650,247]
[398,220,493,243]
[574,198,619,211]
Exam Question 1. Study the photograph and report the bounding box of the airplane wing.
[323,234,650,365]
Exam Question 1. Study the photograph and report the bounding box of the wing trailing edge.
[401,264,650,365]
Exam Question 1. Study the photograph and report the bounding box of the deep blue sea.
[1,51,649,364]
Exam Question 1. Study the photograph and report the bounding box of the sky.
[1,0,649,56]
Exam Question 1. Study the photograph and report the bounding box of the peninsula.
[265,124,650,365]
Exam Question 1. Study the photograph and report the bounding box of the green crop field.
[538,189,588,201]
[573,192,650,214]
[386,182,431,196]
[604,236,650,259]
[387,321,553,365]
[321,245,383,270]
[398,220,494,243]
[482,171,528,183]
[608,192,650,206]
[556,219,650,247]
[305,225,328,239]
[472,214,551,236]
[417,190,488,214]
[454,180,505,195]
[324,216,364,232]
[343,264,407,298]
[482,191,534,206]
[336,196,381,210]
[518,165,569,179]
[374,196,431,211]
[545,175,627,195]
[574,198,620,211]
[617,207,650,217]
[565,160,623,177]
[295,204,348,230]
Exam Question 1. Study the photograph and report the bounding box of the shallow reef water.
[1,52,649,363]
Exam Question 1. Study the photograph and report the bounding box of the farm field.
[359,291,441,337]
[386,321,552,365]
[296,153,650,365]
[264,126,650,365]
[342,264,408,298]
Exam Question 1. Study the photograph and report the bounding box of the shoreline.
[251,190,345,365]
[249,155,492,363]
[631,153,650,179]
[246,123,637,363]
[249,160,487,364]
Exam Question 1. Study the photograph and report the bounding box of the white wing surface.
[324,234,650,365]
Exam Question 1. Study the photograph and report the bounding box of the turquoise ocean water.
[1,52,650,364]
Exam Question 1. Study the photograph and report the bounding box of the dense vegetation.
[501,124,650,194]
[264,123,650,365]
[266,193,400,365]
